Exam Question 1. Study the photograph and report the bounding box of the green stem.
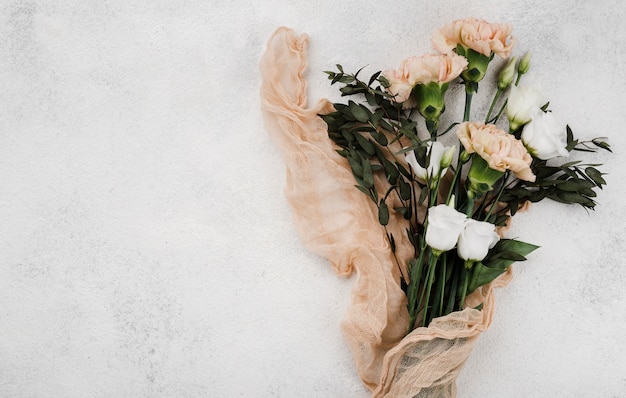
[446,159,464,205]
[421,251,439,327]
[492,98,508,124]
[484,172,509,221]
[426,119,439,139]
[383,225,407,284]
[445,259,460,314]
[465,191,475,217]
[438,254,447,317]
[459,264,470,309]
[464,90,473,122]
[429,173,443,207]
[485,89,503,123]
[407,243,427,332]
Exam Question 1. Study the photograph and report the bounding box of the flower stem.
[446,159,463,205]
[426,119,438,139]
[407,242,427,332]
[485,89,503,123]
[465,191,475,217]
[484,172,509,221]
[445,258,460,314]
[464,90,473,122]
[439,254,447,316]
[492,98,508,124]
[459,262,471,309]
[421,251,439,327]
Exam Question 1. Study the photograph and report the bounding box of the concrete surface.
[1,1,625,397]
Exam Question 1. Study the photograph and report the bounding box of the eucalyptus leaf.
[399,178,412,201]
[379,200,389,225]
[586,167,606,187]
[355,134,376,156]
[383,158,400,185]
[362,156,374,189]
[349,101,370,123]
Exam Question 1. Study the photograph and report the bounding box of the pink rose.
[432,18,514,58]
[456,122,535,182]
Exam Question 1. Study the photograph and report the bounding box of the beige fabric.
[260,27,512,397]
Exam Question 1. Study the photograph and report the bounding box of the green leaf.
[388,232,396,252]
[335,149,349,157]
[585,167,607,187]
[484,239,539,270]
[355,134,376,156]
[393,206,412,220]
[370,108,384,126]
[565,125,578,151]
[397,162,411,179]
[340,128,355,142]
[467,263,507,293]
[365,91,377,106]
[592,138,612,152]
[340,86,354,95]
[378,200,389,225]
[418,185,428,206]
[487,251,527,263]
[399,178,412,201]
[368,71,382,86]
[370,130,388,146]
[378,75,390,88]
[362,156,374,189]
[557,179,594,192]
[348,150,363,177]
[383,158,399,185]
[349,101,370,123]
[554,191,595,207]
[379,118,394,132]
[493,239,539,257]
[354,184,370,196]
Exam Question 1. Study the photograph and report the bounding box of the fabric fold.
[260,27,511,396]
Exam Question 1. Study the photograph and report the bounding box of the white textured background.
[1,1,625,397]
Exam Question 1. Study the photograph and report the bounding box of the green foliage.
[499,158,608,216]
[320,63,610,333]
[467,239,538,292]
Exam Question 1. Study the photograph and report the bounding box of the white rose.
[425,204,467,253]
[405,141,455,183]
[457,218,500,262]
[506,83,547,131]
[521,108,569,160]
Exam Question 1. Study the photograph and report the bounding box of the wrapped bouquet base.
[260,27,513,397]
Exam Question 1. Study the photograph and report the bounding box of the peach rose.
[404,53,468,85]
[382,54,467,107]
[456,122,535,182]
[433,18,514,58]
[382,67,414,104]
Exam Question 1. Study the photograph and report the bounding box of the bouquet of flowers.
[321,18,610,332]
[260,18,610,397]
